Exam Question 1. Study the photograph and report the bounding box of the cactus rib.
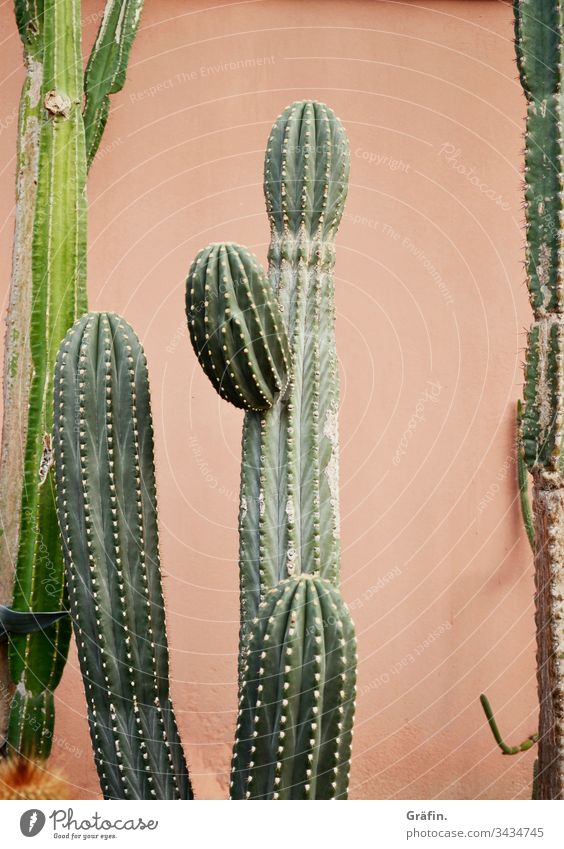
[186,243,290,411]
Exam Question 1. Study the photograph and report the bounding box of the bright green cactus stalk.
[0,0,145,758]
[6,0,87,760]
[53,312,192,800]
[515,0,564,799]
[186,101,357,799]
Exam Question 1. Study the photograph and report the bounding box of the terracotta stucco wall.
[0,0,534,799]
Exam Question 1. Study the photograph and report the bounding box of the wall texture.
[0,0,534,799]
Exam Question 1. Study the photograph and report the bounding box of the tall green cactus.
[186,101,357,799]
[515,0,564,799]
[83,0,144,167]
[0,0,145,760]
[53,312,192,800]
[6,0,87,760]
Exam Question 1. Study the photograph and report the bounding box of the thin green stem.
[480,694,538,755]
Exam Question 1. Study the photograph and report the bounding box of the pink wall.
[0,0,535,799]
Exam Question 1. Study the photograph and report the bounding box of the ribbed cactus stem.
[515,0,564,798]
[53,313,191,800]
[186,101,356,801]
[6,0,87,758]
[230,575,356,800]
[238,101,349,657]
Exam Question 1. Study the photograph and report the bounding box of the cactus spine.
[53,312,192,800]
[187,101,357,799]
[515,0,564,799]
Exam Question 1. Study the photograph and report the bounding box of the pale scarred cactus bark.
[515,0,564,799]
[53,312,192,800]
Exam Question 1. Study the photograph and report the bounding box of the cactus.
[186,243,290,411]
[514,0,564,798]
[0,0,145,758]
[186,101,357,799]
[6,0,87,759]
[53,312,191,800]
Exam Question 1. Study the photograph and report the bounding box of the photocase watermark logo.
[20,809,46,837]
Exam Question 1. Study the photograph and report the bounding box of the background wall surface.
[0,0,534,799]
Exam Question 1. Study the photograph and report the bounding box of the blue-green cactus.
[53,312,192,800]
[187,101,357,800]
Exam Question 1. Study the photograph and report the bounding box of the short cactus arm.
[186,243,290,412]
[54,313,191,800]
[83,0,144,167]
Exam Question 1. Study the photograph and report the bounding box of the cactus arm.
[54,313,191,800]
[7,0,87,757]
[516,401,535,550]
[186,243,290,412]
[479,694,538,755]
[83,0,144,167]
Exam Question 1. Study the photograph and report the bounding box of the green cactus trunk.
[238,101,349,656]
[53,312,192,800]
[0,0,146,758]
[515,0,564,799]
[5,0,87,759]
[187,101,357,800]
